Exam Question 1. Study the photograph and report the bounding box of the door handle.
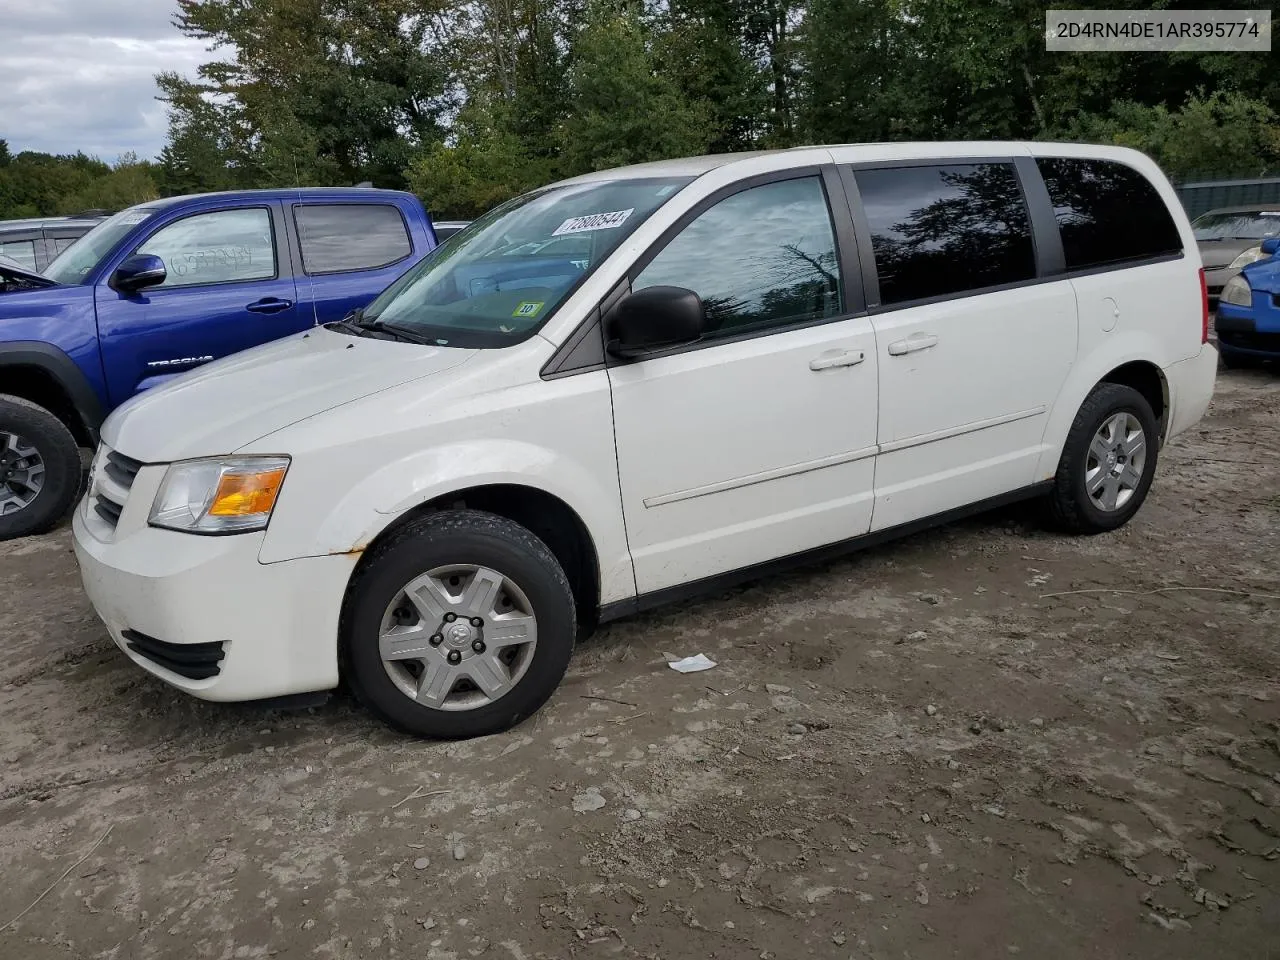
[809,349,865,371]
[246,297,294,314]
[887,333,939,356]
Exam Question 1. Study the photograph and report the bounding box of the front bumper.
[72,498,358,702]
[1216,293,1280,358]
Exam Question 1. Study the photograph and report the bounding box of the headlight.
[1220,275,1253,307]
[1229,246,1267,270]
[149,457,290,534]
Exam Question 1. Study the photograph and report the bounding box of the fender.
[1033,329,1171,481]
[257,438,637,606]
[0,341,107,442]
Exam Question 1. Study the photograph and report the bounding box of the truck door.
[94,202,303,404]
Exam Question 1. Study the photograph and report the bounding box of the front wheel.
[1046,383,1159,535]
[342,509,576,739]
[0,394,82,541]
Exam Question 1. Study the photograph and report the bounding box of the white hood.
[103,328,476,462]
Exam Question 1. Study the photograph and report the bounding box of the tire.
[0,394,83,541]
[1046,383,1159,535]
[341,509,576,739]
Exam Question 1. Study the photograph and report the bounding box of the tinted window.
[0,240,37,270]
[136,208,276,288]
[856,163,1035,306]
[1037,158,1183,270]
[295,204,411,274]
[634,177,843,336]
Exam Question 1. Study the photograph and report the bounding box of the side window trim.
[601,165,865,365]
[129,205,283,290]
[290,202,414,276]
[845,156,1047,314]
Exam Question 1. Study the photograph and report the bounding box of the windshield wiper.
[325,309,434,345]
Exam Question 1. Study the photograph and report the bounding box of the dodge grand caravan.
[72,143,1218,739]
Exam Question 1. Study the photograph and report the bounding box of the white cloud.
[0,0,208,162]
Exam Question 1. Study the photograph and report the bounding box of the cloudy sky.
[0,0,207,162]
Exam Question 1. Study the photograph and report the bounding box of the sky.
[0,0,206,163]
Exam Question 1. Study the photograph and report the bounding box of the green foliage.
[8,0,1280,222]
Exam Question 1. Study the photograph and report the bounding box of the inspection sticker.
[552,208,634,236]
[512,300,544,318]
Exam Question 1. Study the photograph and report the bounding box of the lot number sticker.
[512,301,544,318]
[552,208,634,236]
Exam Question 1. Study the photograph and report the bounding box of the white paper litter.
[667,654,717,673]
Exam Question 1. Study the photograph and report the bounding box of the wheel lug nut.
[471,640,486,654]
[447,650,462,665]
[470,617,483,627]
[429,633,443,646]
[443,612,457,622]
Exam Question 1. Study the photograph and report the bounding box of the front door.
[95,203,302,404]
[847,161,1078,531]
[607,173,880,595]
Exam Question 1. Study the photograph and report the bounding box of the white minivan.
[72,142,1218,739]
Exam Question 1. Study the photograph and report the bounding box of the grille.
[92,449,143,531]
[122,630,225,680]
[1219,329,1280,353]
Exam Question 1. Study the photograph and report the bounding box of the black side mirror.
[605,285,705,359]
[110,254,167,293]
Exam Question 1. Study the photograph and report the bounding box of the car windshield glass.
[44,207,156,284]
[361,177,693,347]
[1192,211,1280,241]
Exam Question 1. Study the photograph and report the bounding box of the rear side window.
[1036,158,1183,270]
[0,239,37,270]
[855,163,1036,306]
[53,237,78,254]
[294,204,412,275]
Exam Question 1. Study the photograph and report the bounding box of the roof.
[0,214,106,232]
[139,186,419,210]
[1193,204,1280,217]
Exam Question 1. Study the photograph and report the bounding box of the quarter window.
[136,208,276,288]
[1036,158,1183,270]
[855,163,1036,306]
[0,240,37,270]
[634,177,843,336]
[294,204,412,274]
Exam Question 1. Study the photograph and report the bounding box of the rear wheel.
[1046,383,1159,535]
[0,395,82,541]
[342,509,576,739]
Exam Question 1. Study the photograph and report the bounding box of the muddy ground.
[1,367,1278,960]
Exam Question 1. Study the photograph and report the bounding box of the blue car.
[1216,236,1280,367]
[0,187,442,539]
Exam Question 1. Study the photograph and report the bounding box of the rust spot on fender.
[328,543,367,557]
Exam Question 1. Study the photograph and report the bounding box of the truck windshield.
[44,207,157,285]
[360,177,693,347]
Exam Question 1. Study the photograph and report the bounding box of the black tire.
[1046,383,1159,535]
[0,394,82,541]
[341,509,576,739]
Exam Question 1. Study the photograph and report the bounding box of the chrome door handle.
[809,349,865,371]
[887,333,939,356]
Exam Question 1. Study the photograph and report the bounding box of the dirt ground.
[1,367,1278,960]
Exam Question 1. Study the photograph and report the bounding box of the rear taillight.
[1199,267,1209,344]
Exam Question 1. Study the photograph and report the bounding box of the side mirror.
[110,254,167,293]
[605,285,705,359]
[1261,238,1280,257]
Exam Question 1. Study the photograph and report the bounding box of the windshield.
[44,206,157,284]
[361,177,693,347]
[1192,211,1280,241]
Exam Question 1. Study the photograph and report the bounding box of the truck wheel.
[1046,383,1159,535]
[341,509,576,739]
[0,394,82,541]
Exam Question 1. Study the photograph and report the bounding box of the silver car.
[1193,205,1280,306]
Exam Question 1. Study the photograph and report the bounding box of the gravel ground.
[1,366,1278,960]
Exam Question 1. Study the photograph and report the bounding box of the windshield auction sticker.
[552,209,634,236]
[1047,10,1270,51]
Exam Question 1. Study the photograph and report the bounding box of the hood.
[103,327,477,462]
[1239,255,1280,294]
[0,257,58,291]
[1197,238,1260,270]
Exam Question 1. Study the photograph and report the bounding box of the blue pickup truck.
[0,187,442,539]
